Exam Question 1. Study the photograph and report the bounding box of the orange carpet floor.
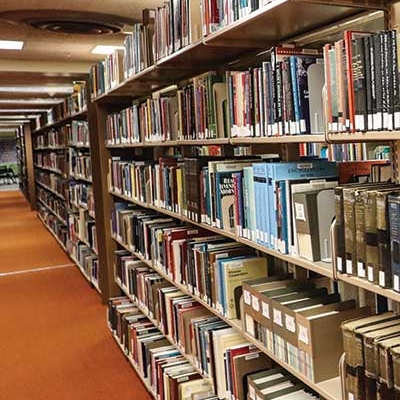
[0,190,152,400]
[0,190,71,272]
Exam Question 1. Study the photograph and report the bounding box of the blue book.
[202,166,210,224]
[278,180,288,253]
[290,56,301,134]
[269,161,338,250]
[389,194,400,292]
[253,163,269,246]
[232,171,244,236]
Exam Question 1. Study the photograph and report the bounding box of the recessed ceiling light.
[91,45,124,55]
[0,40,24,50]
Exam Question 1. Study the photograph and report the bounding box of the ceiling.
[0,0,161,131]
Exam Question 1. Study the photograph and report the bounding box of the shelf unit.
[85,2,399,400]
[112,232,340,400]
[15,125,28,200]
[32,102,100,295]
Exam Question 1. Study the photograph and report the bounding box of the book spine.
[389,196,400,292]
[392,29,400,129]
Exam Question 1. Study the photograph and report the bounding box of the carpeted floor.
[0,190,152,400]
[0,190,71,273]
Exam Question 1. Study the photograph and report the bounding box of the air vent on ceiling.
[0,10,135,35]
[30,20,120,35]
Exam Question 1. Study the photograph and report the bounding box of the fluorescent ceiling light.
[0,115,39,119]
[0,40,24,50]
[0,85,73,94]
[91,45,124,55]
[0,109,50,113]
[0,128,18,132]
[0,98,64,104]
[0,121,29,125]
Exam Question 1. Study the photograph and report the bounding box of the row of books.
[68,120,90,148]
[34,128,66,149]
[111,203,271,318]
[106,105,142,145]
[69,149,92,182]
[68,209,97,252]
[109,156,341,261]
[202,1,273,36]
[325,30,400,133]
[153,0,201,62]
[104,51,326,145]
[89,49,125,97]
[68,240,99,287]
[115,252,232,395]
[334,182,400,292]
[34,152,67,176]
[341,312,400,400]
[34,81,87,130]
[108,296,216,400]
[109,293,319,400]
[227,47,324,138]
[242,275,369,382]
[36,171,68,200]
[69,181,94,212]
[37,205,68,248]
[329,143,391,163]
[37,187,68,224]
[123,9,155,79]
[90,0,201,99]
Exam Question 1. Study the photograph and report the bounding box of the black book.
[373,32,383,130]
[271,51,283,135]
[382,31,392,131]
[391,29,400,129]
[250,0,259,12]
[363,36,373,131]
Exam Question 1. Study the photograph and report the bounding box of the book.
[292,188,335,262]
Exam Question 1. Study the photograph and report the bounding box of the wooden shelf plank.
[230,135,326,144]
[338,274,400,303]
[326,131,400,143]
[204,0,385,47]
[33,108,87,134]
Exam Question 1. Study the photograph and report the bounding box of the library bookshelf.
[82,1,400,400]
[31,101,101,295]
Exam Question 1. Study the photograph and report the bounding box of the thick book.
[217,255,268,318]
[292,188,335,262]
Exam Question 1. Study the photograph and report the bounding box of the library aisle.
[0,190,152,400]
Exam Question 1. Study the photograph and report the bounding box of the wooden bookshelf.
[83,2,400,400]
[112,234,341,400]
